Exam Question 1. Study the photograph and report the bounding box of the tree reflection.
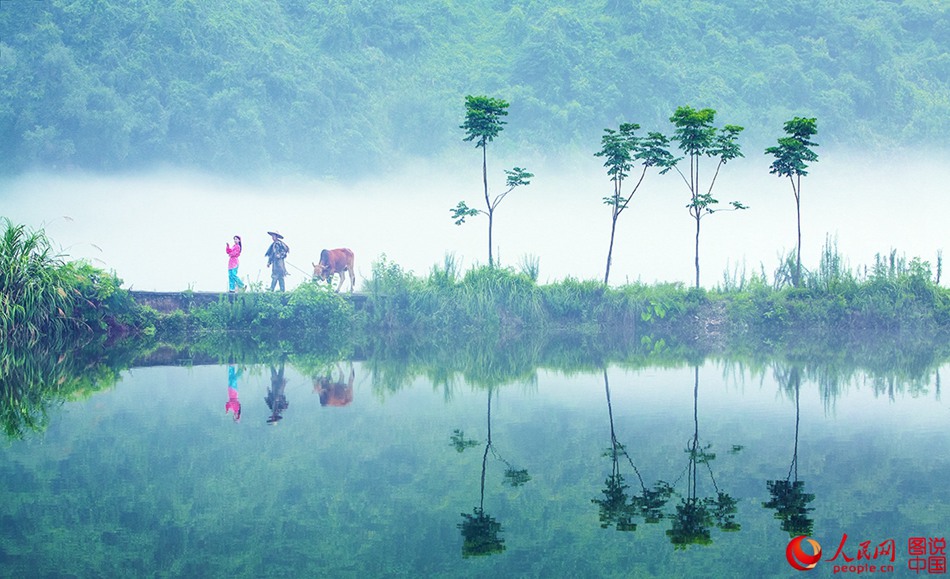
[0,338,136,439]
[667,366,740,549]
[763,365,816,536]
[455,385,530,558]
[593,369,672,532]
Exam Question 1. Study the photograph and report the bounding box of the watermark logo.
[787,535,823,571]
[784,533,945,574]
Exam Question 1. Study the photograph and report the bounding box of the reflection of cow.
[313,365,354,407]
[312,248,355,292]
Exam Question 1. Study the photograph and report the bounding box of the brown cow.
[312,248,355,292]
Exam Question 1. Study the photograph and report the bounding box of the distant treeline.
[1,0,947,176]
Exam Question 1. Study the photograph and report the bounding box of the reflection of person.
[313,365,355,407]
[264,231,290,292]
[225,364,242,422]
[266,363,289,424]
[226,235,246,292]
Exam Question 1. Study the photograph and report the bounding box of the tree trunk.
[487,209,494,268]
[795,175,802,287]
[482,145,492,267]
[605,214,618,285]
[694,214,701,288]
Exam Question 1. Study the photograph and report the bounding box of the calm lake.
[1,347,947,578]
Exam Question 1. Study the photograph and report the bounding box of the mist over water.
[1,149,947,292]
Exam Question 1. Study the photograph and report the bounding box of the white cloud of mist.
[1,149,947,292]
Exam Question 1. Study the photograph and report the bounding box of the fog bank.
[1,150,947,292]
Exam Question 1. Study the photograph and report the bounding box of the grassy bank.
[4,218,947,356]
[360,247,950,353]
[0,218,156,344]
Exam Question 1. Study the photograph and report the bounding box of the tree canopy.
[0,0,947,176]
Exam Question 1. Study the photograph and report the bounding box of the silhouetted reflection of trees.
[455,385,530,558]
[667,366,740,549]
[593,369,672,532]
[763,365,816,536]
[458,508,505,558]
[0,338,140,439]
[450,429,479,453]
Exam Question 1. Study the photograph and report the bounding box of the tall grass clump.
[457,265,544,328]
[0,220,156,439]
[0,219,72,341]
[0,219,151,342]
[365,255,706,342]
[364,254,431,331]
[366,256,548,338]
[721,235,950,342]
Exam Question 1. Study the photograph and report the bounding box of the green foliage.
[764,480,816,537]
[187,281,353,344]
[0,219,72,341]
[450,429,480,453]
[449,200,480,225]
[2,0,945,176]
[517,254,540,283]
[460,95,508,149]
[668,106,747,287]
[596,123,641,188]
[596,122,675,283]
[0,218,153,342]
[454,95,532,266]
[766,117,820,286]
[458,508,505,557]
[720,238,950,345]
[765,117,819,179]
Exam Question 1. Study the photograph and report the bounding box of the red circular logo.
[786,535,822,571]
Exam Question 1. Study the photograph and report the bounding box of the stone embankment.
[129,290,367,314]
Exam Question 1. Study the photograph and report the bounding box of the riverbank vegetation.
[0,218,155,344]
[4,219,950,439]
[361,243,950,351]
[4,220,948,354]
[156,281,355,349]
[7,302,945,441]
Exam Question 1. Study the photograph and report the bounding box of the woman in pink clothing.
[226,235,246,292]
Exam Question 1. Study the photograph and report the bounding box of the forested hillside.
[1,0,947,177]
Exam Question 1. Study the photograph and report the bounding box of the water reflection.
[266,359,289,424]
[593,369,672,532]
[455,385,532,558]
[4,330,950,444]
[457,387,506,557]
[666,366,740,548]
[0,338,139,439]
[313,363,354,407]
[1,333,948,576]
[225,364,243,422]
[763,365,817,536]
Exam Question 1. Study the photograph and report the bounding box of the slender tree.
[596,123,674,284]
[668,106,747,288]
[765,117,819,287]
[452,95,531,267]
